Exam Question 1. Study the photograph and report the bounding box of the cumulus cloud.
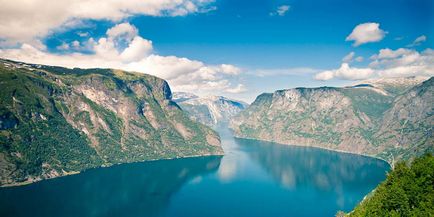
[315,48,434,80]
[346,22,386,46]
[0,0,216,45]
[314,63,374,81]
[370,48,434,78]
[406,35,427,47]
[71,40,80,49]
[126,55,244,93]
[106,22,138,40]
[270,5,290,16]
[0,22,244,95]
[56,42,70,51]
[370,48,412,60]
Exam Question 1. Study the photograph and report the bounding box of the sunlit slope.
[0,59,223,186]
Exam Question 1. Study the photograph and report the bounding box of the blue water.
[0,128,389,217]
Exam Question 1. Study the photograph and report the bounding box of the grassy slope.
[347,154,434,217]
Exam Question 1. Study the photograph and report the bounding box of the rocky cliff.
[0,59,223,186]
[230,77,433,164]
[173,92,248,127]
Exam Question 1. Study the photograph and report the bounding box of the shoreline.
[232,136,392,168]
[0,152,224,188]
[2,135,393,188]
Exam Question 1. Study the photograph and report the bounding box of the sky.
[0,0,433,102]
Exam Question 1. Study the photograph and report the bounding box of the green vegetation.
[341,88,394,120]
[0,59,222,186]
[347,154,434,217]
[0,66,104,181]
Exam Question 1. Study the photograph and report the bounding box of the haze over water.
[0,127,389,217]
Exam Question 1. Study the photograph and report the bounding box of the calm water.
[0,128,389,217]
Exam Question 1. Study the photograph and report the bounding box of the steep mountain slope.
[173,92,248,126]
[375,78,433,162]
[0,59,223,186]
[348,154,434,217]
[230,77,433,163]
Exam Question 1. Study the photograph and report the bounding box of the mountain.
[352,76,429,96]
[0,59,223,186]
[230,77,433,164]
[173,92,248,127]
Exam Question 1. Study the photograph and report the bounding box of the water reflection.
[0,128,390,217]
[236,138,390,208]
[0,156,222,217]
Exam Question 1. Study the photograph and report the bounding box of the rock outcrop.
[231,77,433,163]
[0,59,223,186]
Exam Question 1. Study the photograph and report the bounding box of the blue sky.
[1,0,433,102]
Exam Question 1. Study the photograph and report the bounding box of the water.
[0,128,389,217]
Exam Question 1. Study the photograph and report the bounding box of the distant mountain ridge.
[0,59,223,186]
[351,76,429,96]
[230,76,433,164]
[173,92,248,127]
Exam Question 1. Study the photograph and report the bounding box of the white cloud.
[277,5,291,16]
[342,52,364,63]
[414,35,427,44]
[342,52,355,63]
[0,0,216,45]
[314,63,374,81]
[225,84,247,93]
[56,42,70,50]
[355,56,364,62]
[370,48,434,78]
[315,48,434,80]
[345,22,386,46]
[120,36,153,62]
[406,35,427,47]
[314,70,335,81]
[270,5,290,16]
[370,48,412,60]
[0,22,244,96]
[77,31,90,37]
[220,64,242,75]
[71,40,80,49]
[106,22,138,40]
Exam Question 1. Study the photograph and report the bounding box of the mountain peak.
[173,92,248,126]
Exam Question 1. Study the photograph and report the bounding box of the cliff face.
[375,78,433,162]
[230,77,433,163]
[173,92,248,127]
[0,59,223,186]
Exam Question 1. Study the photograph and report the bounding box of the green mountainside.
[345,154,434,217]
[230,77,433,164]
[0,59,223,186]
